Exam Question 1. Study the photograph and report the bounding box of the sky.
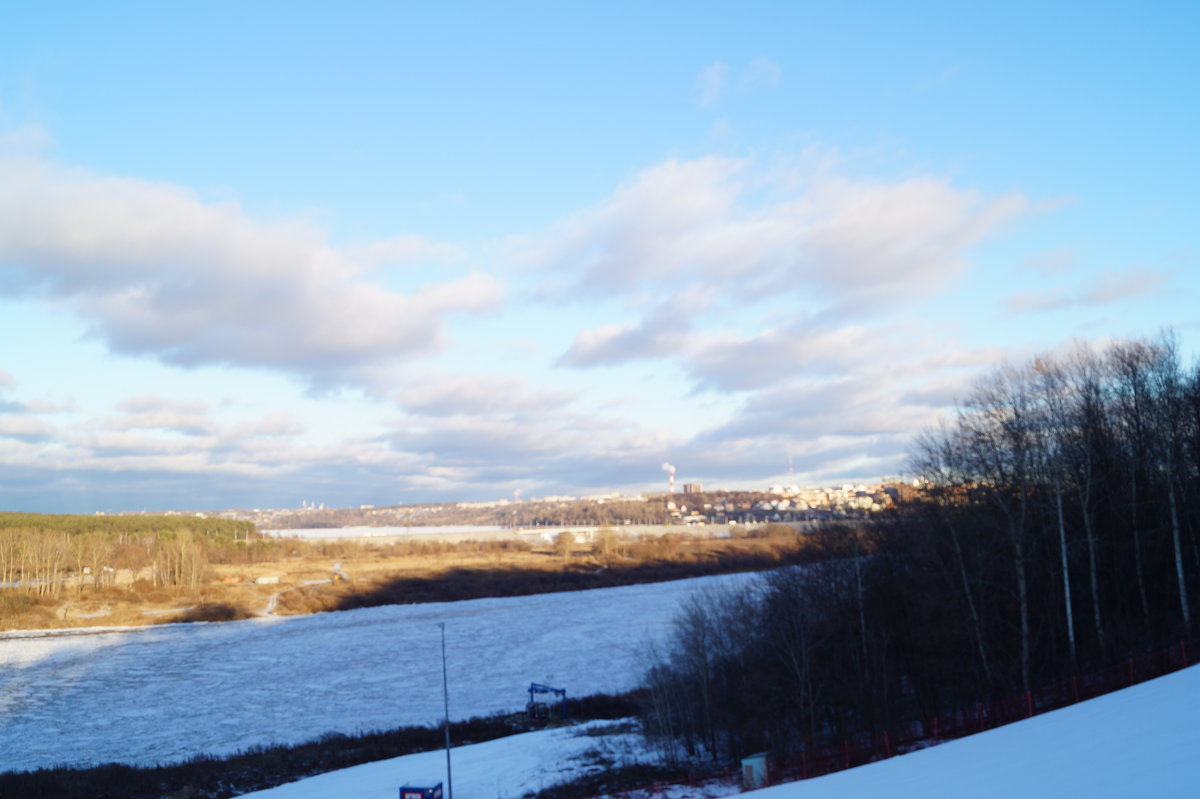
[0,1,1196,513]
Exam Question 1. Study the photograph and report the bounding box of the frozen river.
[0,571,756,771]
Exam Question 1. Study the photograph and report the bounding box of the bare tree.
[553,530,576,559]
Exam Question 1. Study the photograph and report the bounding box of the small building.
[400,783,443,799]
[741,752,772,789]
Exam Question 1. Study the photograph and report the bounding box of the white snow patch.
[238,720,649,799]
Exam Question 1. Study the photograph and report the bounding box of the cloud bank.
[2,146,1133,512]
[0,156,502,389]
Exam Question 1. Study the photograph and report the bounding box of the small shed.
[400,783,443,799]
[741,752,771,789]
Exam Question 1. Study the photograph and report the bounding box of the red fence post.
[883,729,892,757]
[1071,674,1080,703]
[1025,690,1034,718]
[802,750,809,780]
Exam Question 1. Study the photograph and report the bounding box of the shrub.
[553,531,576,558]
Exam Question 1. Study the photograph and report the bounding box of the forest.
[640,334,1200,766]
[0,513,257,597]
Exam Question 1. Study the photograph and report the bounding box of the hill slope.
[237,663,1200,798]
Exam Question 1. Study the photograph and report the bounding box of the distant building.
[682,483,703,494]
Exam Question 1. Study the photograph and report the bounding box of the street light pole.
[439,622,453,799]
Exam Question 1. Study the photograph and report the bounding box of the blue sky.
[0,1,1196,513]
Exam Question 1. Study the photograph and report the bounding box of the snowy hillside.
[747,661,1200,799]
[237,663,1200,799]
[0,572,755,772]
[238,720,657,799]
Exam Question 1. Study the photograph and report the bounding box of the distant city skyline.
[1,2,1196,513]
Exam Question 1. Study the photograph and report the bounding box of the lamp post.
[439,622,453,799]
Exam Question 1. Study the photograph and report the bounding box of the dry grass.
[1,527,821,631]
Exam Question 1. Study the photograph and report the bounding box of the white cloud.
[559,289,710,367]
[687,323,884,392]
[394,371,574,417]
[383,407,678,495]
[0,415,57,441]
[696,58,781,107]
[519,156,1027,371]
[108,396,219,437]
[522,156,745,294]
[0,156,502,389]
[240,412,304,438]
[0,391,368,489]
[742,57,782,88]
[117,395,208,415]
[695,61,729,106]
[1003,267,1170,314]
[21,397,77,414]
[531,159,1024,305]
[0,140,1055,508]
[669,333,1016,485]
[0,122,53,155]
[797,177,1028,311]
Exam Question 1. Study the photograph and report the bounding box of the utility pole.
[439,622,454,799]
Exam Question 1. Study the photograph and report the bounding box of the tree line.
[640,334,1200,766]
[0,514,257,595]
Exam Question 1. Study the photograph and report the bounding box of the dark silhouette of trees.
[640,334,1200,767]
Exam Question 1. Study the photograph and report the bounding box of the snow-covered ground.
[0,572,754,772]
[240,663,1200,799]
[748,661,1200,799]
[237,719,665,799]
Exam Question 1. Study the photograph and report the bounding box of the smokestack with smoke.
[661,462,676,493]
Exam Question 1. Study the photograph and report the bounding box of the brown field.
[2,524,823,630]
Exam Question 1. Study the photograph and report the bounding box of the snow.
[752,662,1200,798]
[0,572,755,772]
[239,664,1200,799]
[237,720,652,799]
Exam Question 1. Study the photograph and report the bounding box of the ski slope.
[239,664,1200,799]
[0,572,754,772]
